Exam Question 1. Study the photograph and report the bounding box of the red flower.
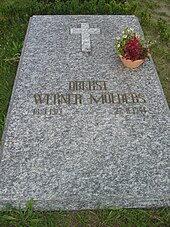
[123,36,145,61]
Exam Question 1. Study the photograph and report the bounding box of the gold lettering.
[33,108,63,116]
[69,81,75,90]
[139,106,147,113]
[139,94,146,103]
[49,108,62,115]
[53,94,57,105]
[88,81,92,91]
[134,107,140,114]
[126,107,131,114]
[33,108,40,115]
[114,108,119,115]
[114,106,147,116]
[131,93,139,103]
[108,93,112,103]
[130,93,146,103]
[102,94,107,104]
[117,94,121,104]
[50,108,57,115]
[110,93,115,103]
[61,94,83,105]
[95,81,102,90]
[77,81,85,90]
[132,107,136,114]
[34,94,50,104]
[91,81,97,90]
[103,81,107,90]
[57,94,68,104]
[69,81,107,91]
[115,107,123,115]
[122,94,128,103]
[90,94,103,104]
[74,94,83,104]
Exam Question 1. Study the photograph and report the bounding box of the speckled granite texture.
[0,15,170,210]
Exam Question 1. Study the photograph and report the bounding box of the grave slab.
[0,15,170,210]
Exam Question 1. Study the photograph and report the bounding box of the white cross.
[70,23,100,52]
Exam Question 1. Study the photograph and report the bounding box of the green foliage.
[38,0,128,3]
[41,210,70,227]
[0,0,137,139]
[115,27,153,60]
[0,0,137,17]
[157,18,170,43]
[0,0,170,224]
[97,0,110,14]
[1,201,170,227]
[0,9,27,138]
[135,0,170,105]
[139,11,151,26]
[0,199,42,227]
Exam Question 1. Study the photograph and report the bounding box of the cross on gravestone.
[70,23,100,52]
[0,15,170,211]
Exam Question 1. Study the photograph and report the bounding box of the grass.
[0,4,29,137]
[135,0,170,105]
[0,0,170,226]
[0,200,170,226]
[0,0,169,137]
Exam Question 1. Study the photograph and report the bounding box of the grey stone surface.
[0,15,170,210]
[70,23,100,52]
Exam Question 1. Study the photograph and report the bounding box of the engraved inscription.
[34,94,50,105]
[69,81,107,91]
[34,94,83,105]
[34,92,146,105]
[33,108,63,116]
[33,80,147,116]
[90,93,146,104]
[114,106,147,115]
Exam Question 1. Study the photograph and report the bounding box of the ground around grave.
[136,0,170,105]
[0,0,170,226]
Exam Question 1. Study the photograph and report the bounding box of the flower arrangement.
[116,27,152,62]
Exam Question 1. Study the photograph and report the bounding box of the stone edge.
[0,195,170,211]
[134,15,170,116]
[1,15,169,157]
[0,15,170,210]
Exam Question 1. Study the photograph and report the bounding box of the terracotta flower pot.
[119,54,146,69]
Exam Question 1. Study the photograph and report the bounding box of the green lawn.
[136,0,170,105]
[0,199,170,226]
[0,0,170,226]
